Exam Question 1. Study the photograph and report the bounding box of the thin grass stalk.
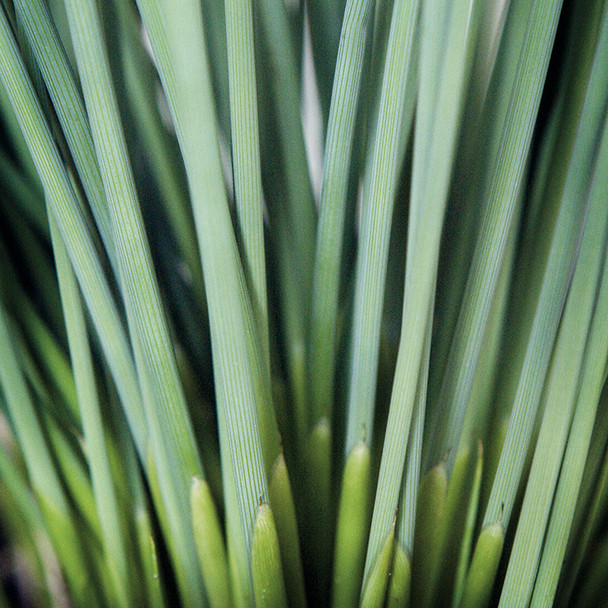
[483,0,605,528]
[397,307,433,554]
[422,0,564,473]
[556,306,608,606]
[304,2,376,593]
[152,16,303,600]
[113,0,203,305]
[18,314,73,417]
[13,3,45,99]
[366,0,399,143]
[133,330,208,607]
[132,0,276,598]
[252,6,315,444]
[499,79,608,607]
[0,268,78,424]
[457,206,519,454]
[36,397,100,543]
[360,523,395,608]
[413,341,478,608]
[557,418,608,607]
[309,0,375,429]
[134,507,166,608]
[62,1,210,603]
[256,0,317,290]
[225,0,269,374]
[477,0,603,454]
[202,375,249,606]
[426,0,512,408]
[364,0,479,584]
[48,214,134,608]
[0,0,148,483]
[101,414,147,556]
[268,214,310,444]
[451,442,484,608]
[530,130,608,604]
[0,298,98,606]
[63,0,202,484]
[104,413,159,608]
[343,0,419,455]
[0,313,76,437]
[562,381,608,561]
[14,0,117,272]
[388,308,432,608]
[330,0,418,593]
[200,0,230,138]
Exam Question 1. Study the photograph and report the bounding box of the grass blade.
[309,0,375,428]
[225,0,269,371]
[423,0,564,472]
[483,0,604,529]
[48,213,132,608]
[344,0,419,456]
[0,3,148,463]
[0,297,96,605]
[251,503,289,608]
[364,0,480,583]
[62,0,209,602]
[530,108,608,608]
[132,0,277,599]
[14,0,117,271]
[498,43,608,601]
[331,440,372,608]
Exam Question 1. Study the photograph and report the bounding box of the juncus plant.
[0,0,608,607]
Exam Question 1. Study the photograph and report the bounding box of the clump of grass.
[1,0,608,607]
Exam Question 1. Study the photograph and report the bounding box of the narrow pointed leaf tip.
[386,542,411,608]
[360,524,396,608]
[460,523,505,608]
[332,440,372,608]
[191,477,231,608]
[252,502,289,608]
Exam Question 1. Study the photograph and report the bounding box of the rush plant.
[0,0,607,607]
